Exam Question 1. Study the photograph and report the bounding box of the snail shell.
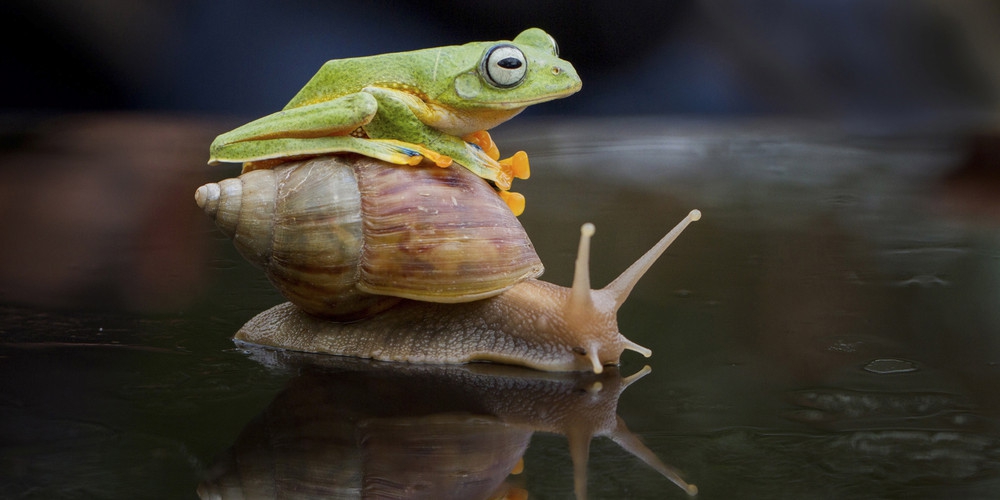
[195,155,542,320]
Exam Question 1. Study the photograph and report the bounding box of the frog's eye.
[482,44,527,89]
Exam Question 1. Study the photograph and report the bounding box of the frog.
[208,28,581,215]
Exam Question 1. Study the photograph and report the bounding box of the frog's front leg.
[208,92,378,165]
[466,137,530,215]
[462,130,500,160]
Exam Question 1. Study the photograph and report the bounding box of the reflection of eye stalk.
[197,352,698,499]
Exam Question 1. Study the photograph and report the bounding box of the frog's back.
[282,43,482,110]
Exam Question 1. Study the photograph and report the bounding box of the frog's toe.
[372,139,452,167]
[497,190,526,216]
[382,145,424,166]
[402,144,452,167]
[422,150,454,168]
[463,131,500,161]
[499,151,530,180]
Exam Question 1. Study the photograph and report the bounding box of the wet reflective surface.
[196,353,695,499]
[2,115,1000,498]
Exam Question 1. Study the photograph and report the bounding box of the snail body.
[196,155,700,373]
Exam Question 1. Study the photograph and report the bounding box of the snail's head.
[525,210,701,373]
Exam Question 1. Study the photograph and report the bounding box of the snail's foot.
[463,130,500,161]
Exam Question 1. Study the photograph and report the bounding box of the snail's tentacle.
[602,210,702,311]
[622,339,652,358]
[566,223,596,319]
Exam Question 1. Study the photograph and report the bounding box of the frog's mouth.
[493,84,582,107]
[468,85,581,111]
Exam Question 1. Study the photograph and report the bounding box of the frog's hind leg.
[208,92,378,164]
[217,136,454,170]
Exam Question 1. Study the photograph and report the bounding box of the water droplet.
[828,339,862,353]
[894,275,950,287]
[864,358,919,374]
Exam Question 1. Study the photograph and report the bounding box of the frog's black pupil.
[498,57,522,69]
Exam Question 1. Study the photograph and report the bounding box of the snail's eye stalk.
[568,346,602,373]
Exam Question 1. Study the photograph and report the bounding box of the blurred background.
[0,0,997,313]
[1,0,998,127]
[3,3,1000,498]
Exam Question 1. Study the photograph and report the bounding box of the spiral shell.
[195,155,543,320]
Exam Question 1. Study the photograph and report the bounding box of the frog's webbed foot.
[311,137,454,168]
[495,151,530,216]
[461,131,530,180]
[390,136,526,216]
[381,134,528,216]
[497,190,526,216]
[463,131,501,161]
[499,150,530,181]
[369,139,453,168]
[459,131,533,216]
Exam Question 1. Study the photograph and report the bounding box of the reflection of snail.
[197,353,698,499]
[195,155,700,373]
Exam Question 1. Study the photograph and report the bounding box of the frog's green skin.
[209,28,581,190]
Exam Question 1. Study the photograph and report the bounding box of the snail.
[195,154,700,373]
